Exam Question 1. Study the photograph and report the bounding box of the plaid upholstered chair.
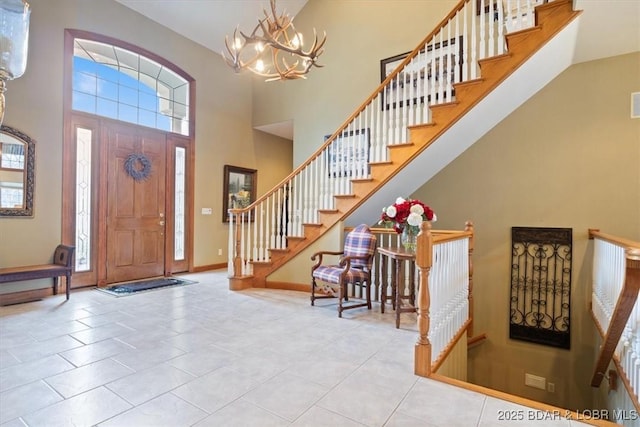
[310,224,377,317]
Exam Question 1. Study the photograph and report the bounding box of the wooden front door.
[106,124,166,283]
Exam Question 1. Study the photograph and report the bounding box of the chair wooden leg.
[311,277,316,306]
[65,273,71,300]
[366,281,372,310]
[53,277,59,295]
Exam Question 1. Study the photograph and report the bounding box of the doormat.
[96,277,198,297]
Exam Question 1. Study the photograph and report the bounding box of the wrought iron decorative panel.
[510,227,572,349]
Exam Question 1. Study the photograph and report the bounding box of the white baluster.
[258,202,265,260]
[454,12,460,87]
[415,49,424,124]
[442,22,449,102]
[428,42,436,106]
[311,156,318,223]
[462,3,469,82]
[497,0,505,54]
[359,114,365,179]
[228,213,235,276]
[368,98,375,166]
[478,0,484,59]
[407,59,415,127]
[284,181,293,241]
[382,86,389,151]
[276,188,283,247]
[437,31,445,103]
[252,202,258,261]
[526,0,534,28]
[293,173,301,235]
[471,0,477,79]
[343,126,351,195]
[488,1,495,57]
[394,75,400,143]
[240,213,248,274]
[505,0,513,32]
[375,95,382,163]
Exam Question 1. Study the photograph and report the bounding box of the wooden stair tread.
[269,248,289,253]
[453,78,484,88]
[251,261,273,266]
[429,100,460,109]
[388,142,414,148]
[236,2,579,288]
[477,52,512,65]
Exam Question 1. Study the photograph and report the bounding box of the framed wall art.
[325,128,371,178]
[222,165,256,222]
[380,36,463,110]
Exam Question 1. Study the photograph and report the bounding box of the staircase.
[227,0,582,289]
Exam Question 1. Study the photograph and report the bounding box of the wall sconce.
[0,0,31,126]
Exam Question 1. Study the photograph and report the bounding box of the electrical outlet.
[218,248,222,256]
[547,382,555,393]
[525,373,546,390]
[201,207,212,215]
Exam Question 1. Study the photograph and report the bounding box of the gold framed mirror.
[0,125,35,217]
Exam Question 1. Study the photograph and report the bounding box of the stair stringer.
[245,2,581,288]
[347,12,582,227]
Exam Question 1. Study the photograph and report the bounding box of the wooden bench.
[0,245,75,301]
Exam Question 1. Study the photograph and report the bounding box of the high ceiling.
[113,0,639,139]
[114,0,309,59]
[114,0,639,63]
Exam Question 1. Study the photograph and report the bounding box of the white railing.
[592,237,627,335]
[428,235,470,362]
[228,0,549,277]
[589,229,640,413]
[414,222,474,376]
[360,224,473,374]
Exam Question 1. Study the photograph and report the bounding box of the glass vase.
[401,226,419,252]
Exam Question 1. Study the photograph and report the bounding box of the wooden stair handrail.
[591,248,640,387]
[229,0,468,215]
[589,228,640,250]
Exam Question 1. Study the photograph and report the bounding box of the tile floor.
[0,270,590,426]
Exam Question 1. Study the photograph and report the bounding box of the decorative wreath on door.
[124,153,152,181]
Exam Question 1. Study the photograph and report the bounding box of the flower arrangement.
[379,197,436,251]
[379,197,436,233]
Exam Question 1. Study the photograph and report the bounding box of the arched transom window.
[72,38,190,136]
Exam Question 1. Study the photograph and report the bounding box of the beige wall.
[413,52,640,410]
[0,0,293,290]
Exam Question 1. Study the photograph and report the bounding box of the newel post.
[228,210,255,291]
[465,221,475,337]
[415,220,433,377]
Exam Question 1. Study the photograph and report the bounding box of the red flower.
[379,197,436,233]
